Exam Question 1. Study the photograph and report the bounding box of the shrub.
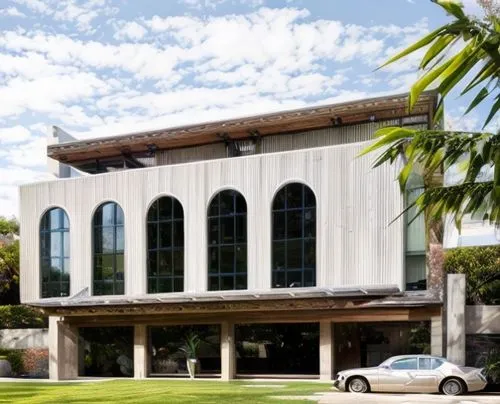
[0,305,47,329]
[444,245,500,305]
[0,349,24,375]
[22,348,48,378]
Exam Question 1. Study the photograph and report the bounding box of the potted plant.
[180,333,200,379]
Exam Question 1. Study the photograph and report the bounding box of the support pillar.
[134,324,148,379]
[48,316,78,380]
[319,321,334,381]
[430,313,444,357]
[446,274,466,365]
[220,322,235,381]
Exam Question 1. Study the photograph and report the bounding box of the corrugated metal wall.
[156,143,227,166]
[20,141,404,302]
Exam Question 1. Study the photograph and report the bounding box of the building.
[20,91,448,381]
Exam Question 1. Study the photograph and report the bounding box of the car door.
[403,357,442,393]
[378,358,418,392]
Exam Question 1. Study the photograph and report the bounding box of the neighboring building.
[20,91,446,380]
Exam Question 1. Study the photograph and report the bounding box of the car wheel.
[441,378,464,396]
[348,377,369,393]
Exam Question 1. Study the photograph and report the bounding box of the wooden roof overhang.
[28,288,442,327]
[48,91,438,165]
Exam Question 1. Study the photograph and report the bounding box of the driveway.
[318,392,500,404]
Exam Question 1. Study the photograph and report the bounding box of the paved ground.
[318,392,500,404]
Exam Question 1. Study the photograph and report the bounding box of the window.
[93,202,124,295]
[40,208,70,298]
[147,196,184,293]
[207,190,247,290]
[405,173,426,291]
[419,358,444,370]
[272,183,316,288]
[391,358,418,370]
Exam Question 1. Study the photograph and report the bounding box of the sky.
[0,0,498,219]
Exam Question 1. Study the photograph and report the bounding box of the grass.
[0,379,333,404]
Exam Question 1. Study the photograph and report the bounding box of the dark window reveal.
[147,196,184,293]
[272,183,316,288]
[93,202,125,295]
[40,208,70,298]
[208,190,247,291]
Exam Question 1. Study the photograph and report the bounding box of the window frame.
[207,189,247,291]
[92,202,125,296]
[40,207,70,298]
[271,183,316,288]
[146,196,184,293]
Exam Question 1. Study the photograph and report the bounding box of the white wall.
[0,329,48,349]
[20,141,404,302]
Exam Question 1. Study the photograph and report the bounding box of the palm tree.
[362,0,499,230]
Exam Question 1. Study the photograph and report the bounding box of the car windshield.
[378,358,393,367]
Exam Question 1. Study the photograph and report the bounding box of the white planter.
[186,358,197,379]
[0,359,12,377]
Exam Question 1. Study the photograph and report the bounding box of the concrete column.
[134,325,148,379]
[220,322,235,381]
[430,314,444,357]
[446,274,466,365]
[319,321,334,381]
[48,316,78,380]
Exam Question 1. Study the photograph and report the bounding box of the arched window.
[272,183,316,288]
[40,208,70,298]
[147,196,184,293]
[93,202,124,295]
[208,190,247,291]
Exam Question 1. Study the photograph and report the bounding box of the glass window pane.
[173,250,183,276]
[159,197,172,221]
[41,259,50,282]
[287,210,302,239]
[304,269,315,287]
[273,189,286,210]
[94,255,103,281]
[221,276,234,290]
[173,221,184,247]
[235,245,246,273]
[235,216,246,243]
[148,279,157,294]
[62,212,69,229]
[286,183,303,209]
[159,222,172,248]
[209,218,219,245]
[272,271,285,288]
[148,251,157,276]
[147,201,158,222]
[115,281,124,295]
[158,278,172,293]
[220,217,235,244]
[173,277,183,292]
[115,205,124,225]
[273,212,286,240]
[304,187,315,208]
[63,231,70,257]
[235,193,246,214]
[287,270,303,288]
[208,276,219,291]
[116,226,124,253]
[220,246,234,273]
[391,358,417,370]
[219,192,234,215]
[208,247,219,273]
[235,275,246,290]
[173,199,183,219]
[101,203,115,226]
[61,282,70,297]
[158,250,172,275]
[116,255,124,280]
[272,241,286,270]
[50,258,62,281]
[148,223,158,250]
[304,240,315,268]
[101,227,114,254]
[431,359,443,369]
[209,195,219,217]
[419,358,431,370]
[50,232,62,257]
[287,240,302,269]
[304,209,315,238]
[101,255,114,281]
[49,209,61,230]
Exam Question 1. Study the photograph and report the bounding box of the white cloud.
[113,21,148,41]
[0,7,26,17]
[0,126,31,145]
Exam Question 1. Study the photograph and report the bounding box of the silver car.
[333,355,487,396]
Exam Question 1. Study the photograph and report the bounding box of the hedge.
[0,348,48,377]
[444,245,500,305]
[0,305,47,329]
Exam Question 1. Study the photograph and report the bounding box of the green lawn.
[0,380,333,404]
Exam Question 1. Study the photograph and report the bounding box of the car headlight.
[335,373,345,380]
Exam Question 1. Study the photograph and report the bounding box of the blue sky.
[0,0,497,218]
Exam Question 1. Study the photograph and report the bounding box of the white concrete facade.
[20,141,404,303]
